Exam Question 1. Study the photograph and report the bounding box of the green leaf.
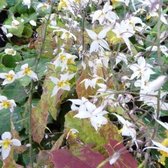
[22,24,33,38]
[6,0,16,6]
[4,17,24,37]
[65,111,122,151]
[2,80,28,103]
[0,109,11,134]
[0,0,7,10]
[0,107,22,134]
[2,54,21,68]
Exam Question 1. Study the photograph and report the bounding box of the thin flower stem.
[27,2,53,167]
[28,82,33,168]
[142,1,163,165]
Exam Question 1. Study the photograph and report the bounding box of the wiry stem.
[142,1,162,167]
[27,2,53,167]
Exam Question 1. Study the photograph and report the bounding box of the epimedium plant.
[0,0,168,167]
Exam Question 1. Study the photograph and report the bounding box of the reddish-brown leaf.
[50,146,112,168]
[50,149,90,168]
[76,69,96,98]
[105,140,137,168]
[31,94,49,143]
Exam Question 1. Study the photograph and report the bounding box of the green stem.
[27,2,53,167]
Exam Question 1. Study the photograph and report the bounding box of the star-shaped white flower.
[91,2,119,25]
[129,57,155,80]
[0,70,16,85]
[50,73,75,97]
[51,50,77,71]
[70,97,108,131]
[86,28,110,53]
[112,20,135,51]
[16,64,38,81]
[0,96,16,112]
[113,113,137,144]
[0,132,21,160]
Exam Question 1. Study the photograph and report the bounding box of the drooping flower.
[0,132,21,160]
[50,73,75,97]
[0,96,16,112]
[112,113,137,145]
[16,64,38,81]
[0,70,16,85]
[69,97,108,131]
[86,28,110,53]
[145,140,168,166]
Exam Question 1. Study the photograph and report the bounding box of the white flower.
[0,132,21,160]
[4,48,16,56]
[11,20,20,27]
[22,0,31,9]
[6,33,13,38]
[129,57,154,80]
[156,119,168,130]
[135,75,167,95]
[139,91,168,111]
[109,152,120,165]
[52,27,76,41]
[115,53,128,65]
[146,45,168,57]
[113,0,130,6]
[16,64,38,81]
[91,2,119,25]
[145,140,168,154]
[4,19,20,29]
[0,96,16,112]
[51,51,77,71]
[36,2,50,12]
[112,20,135,51]
[113,113,137,144]
[86,28,110,53]
[29,20,36,26]
[50,73,75,97]
[0,70,16,85]
[81,76,102,90]
[144,75,167,93]
[66,128,79,139]
[70,97,108,131]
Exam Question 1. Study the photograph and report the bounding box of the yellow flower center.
[57,80,69,88]
[24,67,32,75]
[58,0,68,10]
[74,0,80,3]
[5,74,14,81]
[67,58,75,65]
[2,139,11,149]
[60,55,66,61]
[159,138,168,165]
[2,101,11,109]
